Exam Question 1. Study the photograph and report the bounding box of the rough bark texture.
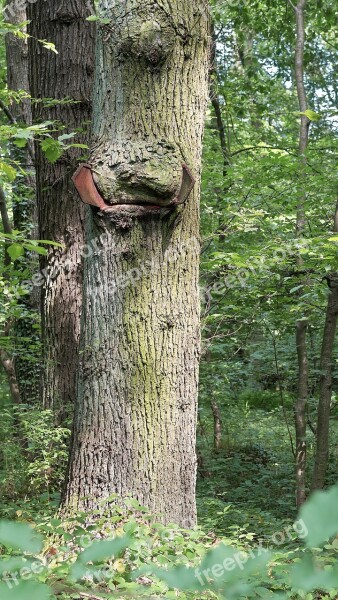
[63,0,210,527]
[27,1,95,422]
[295,319,308,507]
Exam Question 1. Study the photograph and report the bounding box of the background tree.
[4,0,40,405]
[27,0,95,423]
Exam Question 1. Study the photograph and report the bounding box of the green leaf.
[71,536,130,581]
[7,244,24,261]
[58,133,75,142]
[23,244,47,256]
[0,581,51,600]
[0,521,43,553]
[86,15,110,24]
[66,143,88,150]
[299,485,338,547]
[0,557,29,575]
[13,139,27,149]
[291,554,338,592]
[0,162,17,182]
[36,240,64,248]
[38,40,58,54]
[302,109,322,122]
[40,139,63,163]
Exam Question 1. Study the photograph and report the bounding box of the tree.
[4,0,40,405]
[27,0,95,422]
[312,275,338,490]
[293,0,310,509]
[63,0,210,527]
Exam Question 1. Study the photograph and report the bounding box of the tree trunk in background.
[295,319,308,508]
[27,2,94,423]
[63,0,210,527]
[5,1,40,404]
[311,277,338,490]
[0,186,21,405]
[211,398,222,452]
[312,206,338,491]
[293,0,309,507]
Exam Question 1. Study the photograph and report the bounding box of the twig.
[286,0,296,11]
[231,145,296,157]
[0,99,17,124]
[79,593,106,600]
[0,100,35,163]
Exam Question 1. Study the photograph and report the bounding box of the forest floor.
[197,405,338,543]
[1,385,338,598]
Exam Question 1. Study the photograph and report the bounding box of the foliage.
[0,406,70,510]
[1,487,338,599]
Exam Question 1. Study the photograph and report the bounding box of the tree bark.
[312,276,338,490]
[63,0,210,527]
[294,0,309,235]
[295,319,308,508]
[27,1,95,422]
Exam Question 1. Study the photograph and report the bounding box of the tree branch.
[0,99,17,124]
[231,145,296,157]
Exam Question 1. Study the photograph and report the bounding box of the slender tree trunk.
[63,0,210,527]
[27,1,95,422]
[294,0,310,235]
[211,398,222,452]
[295,319,308,507]
[292,0,310,507]
[0,186,12,266]
[0,186,21,404]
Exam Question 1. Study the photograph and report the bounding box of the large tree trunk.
[63,0,210,527]
[27,1,94,422]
